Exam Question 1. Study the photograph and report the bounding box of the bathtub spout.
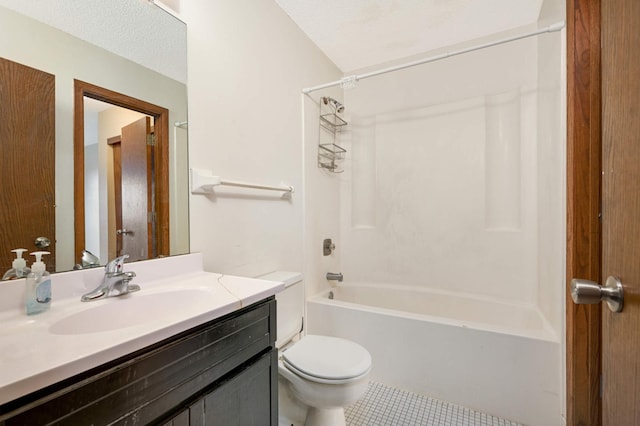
[326,272,343,282]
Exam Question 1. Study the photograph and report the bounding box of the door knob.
[570,276,624,313]
[34,236,51,249]
[116,229,133,235]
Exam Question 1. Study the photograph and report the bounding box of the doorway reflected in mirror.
[75,81,170,267]
[84,98,159,264]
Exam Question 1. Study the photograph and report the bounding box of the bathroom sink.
[49,289,217,335]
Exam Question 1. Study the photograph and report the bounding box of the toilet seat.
[282,335,372,384]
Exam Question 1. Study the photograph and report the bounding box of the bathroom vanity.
[0,254,283,425]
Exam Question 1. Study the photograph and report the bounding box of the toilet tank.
[257,271,303,348]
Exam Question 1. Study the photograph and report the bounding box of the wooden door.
[119,117,153,262]
[601,0,640,423]
[0,57,55,272]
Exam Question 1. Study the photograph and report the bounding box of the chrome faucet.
[81,255,140,302]
[326,272,343,282]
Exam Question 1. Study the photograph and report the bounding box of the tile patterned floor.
[345,382,524,426]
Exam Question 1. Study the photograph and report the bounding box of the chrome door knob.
[570,276,624,313]
[34,236,51,249]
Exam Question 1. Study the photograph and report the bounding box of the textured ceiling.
[274,0,544,72]
[0,0,186,83]
[1,1,548,81]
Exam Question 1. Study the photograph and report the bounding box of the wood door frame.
[73,80,170,265]
[567,0,602,424]
[107,135,123,257]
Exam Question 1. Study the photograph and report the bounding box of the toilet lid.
[282,335,372,381]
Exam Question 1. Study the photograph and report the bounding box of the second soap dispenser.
[25,251,52,315]
[2,248,31,280]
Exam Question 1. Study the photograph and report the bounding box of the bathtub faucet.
[326,272,343,282]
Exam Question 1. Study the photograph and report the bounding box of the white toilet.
[259,271,371,426]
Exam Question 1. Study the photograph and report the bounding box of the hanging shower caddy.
[318,96,347,172]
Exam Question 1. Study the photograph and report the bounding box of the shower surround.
[304,30,565,425]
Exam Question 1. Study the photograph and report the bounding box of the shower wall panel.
[350,116,377,229]
[485,90,521,231]
[341,37,544,305]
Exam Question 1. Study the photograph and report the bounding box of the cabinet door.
[190,351,277,426]
[163,409,190,426]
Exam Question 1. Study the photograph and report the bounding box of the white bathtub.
[306,284,563,426]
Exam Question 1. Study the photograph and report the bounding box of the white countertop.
[0,254,284,406]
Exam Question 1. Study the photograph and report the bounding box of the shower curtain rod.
[302,21,565,94]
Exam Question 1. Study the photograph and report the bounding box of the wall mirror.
[0,1,189,274]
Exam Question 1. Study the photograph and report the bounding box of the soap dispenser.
[2,248,31,280]
[25,251,52,315]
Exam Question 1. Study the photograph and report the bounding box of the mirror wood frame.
[73,79,170,265]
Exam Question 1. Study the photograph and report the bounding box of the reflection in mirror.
[83,99,161,265]
[0,3,188,274]
[76,82,172,266]
[0,57,56,274]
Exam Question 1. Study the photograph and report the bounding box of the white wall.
[182,0,341,276]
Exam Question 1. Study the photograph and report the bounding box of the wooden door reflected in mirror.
[109,117,157,262]
[0,57,56,273]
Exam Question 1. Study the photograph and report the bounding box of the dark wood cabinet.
[165,351,275,426]
[0,297,278,425]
